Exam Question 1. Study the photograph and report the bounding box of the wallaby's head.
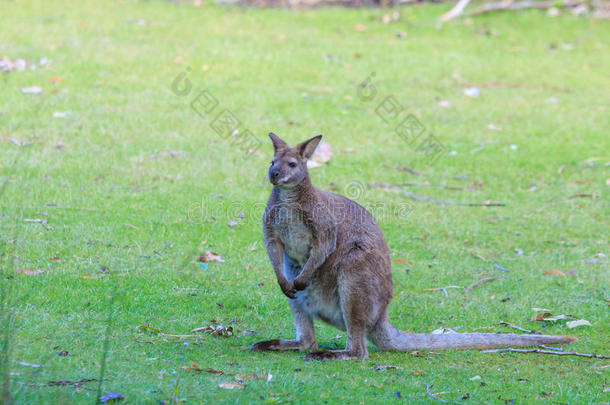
[268,132,322,188]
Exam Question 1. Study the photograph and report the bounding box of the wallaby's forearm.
[264,235,284,281]
[293,245,326,290]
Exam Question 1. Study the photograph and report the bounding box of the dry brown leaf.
[235,373,258,381]
[138,324,161,333]
[14,268,42,275]
[531,312,552,321]
[197,251,224,263]
[568,193,598,199]
[543,269,566,277]
[393,258,413,264]
[184,362,203,371]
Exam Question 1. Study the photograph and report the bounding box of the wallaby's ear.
[296,134,322,160]
[269,132,288,153]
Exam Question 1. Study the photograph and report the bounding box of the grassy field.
[1,0,609,403]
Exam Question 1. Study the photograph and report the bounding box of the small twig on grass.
[426,286,463,297]
[369,182,462,191]
[538,345,563,351]
[463,277,498,294]
[369,184,505,207]
[468,0,585,16]
[481,348,610,359]
[499,321,541,334]
[31,378,98,391]
[382,165,423,176]
[424,383,463,404]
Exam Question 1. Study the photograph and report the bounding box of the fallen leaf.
[191,324,233,337]
[17,362,41,368]
[542,314,571,322]
[370,365,403,371]
[354,23,368,32]
[543,269,566,277]
[568,193,597,199]
[237,330,258,335]
[219,382,245,390]
[412,369,426,376]
[138,324,161,333]
[99,392,124,402]
[205,368,225,374]
[14,268,42,275]
[21,86,43,94]
[393,258,413,264]
[464,87,480,98]
[566,319,592,329]
[50,257,61,261]
[235,373,259,381]
[49,76,66,84]
[185,362,203,371]
[197,251,224,263]
[493,263,509,272]
[431,328,457,334]
[438,100,451,108]
[531,312,552,321]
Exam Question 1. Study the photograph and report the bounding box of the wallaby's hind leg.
[306,282,370,360]
[250,299,317,352]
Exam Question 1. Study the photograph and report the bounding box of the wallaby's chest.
[271,207,312,266]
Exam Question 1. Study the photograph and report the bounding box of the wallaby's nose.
[270,169,280,179]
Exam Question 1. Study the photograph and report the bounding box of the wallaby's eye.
[288,162,297,168]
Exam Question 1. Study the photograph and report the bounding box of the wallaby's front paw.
[279,281,297,299]
[293,277,308,291]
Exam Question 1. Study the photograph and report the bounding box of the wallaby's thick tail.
[370,322,577,351]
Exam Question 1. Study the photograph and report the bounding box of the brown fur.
[251,133,577,360]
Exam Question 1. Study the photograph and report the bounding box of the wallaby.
[251,133,576,360]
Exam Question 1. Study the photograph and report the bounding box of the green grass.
[1,0,609,403]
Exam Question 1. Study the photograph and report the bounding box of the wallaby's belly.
[274,215,312,267]
[283,254,346,331]
[296,286,346,331]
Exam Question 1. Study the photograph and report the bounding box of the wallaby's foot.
[250,339,317,352]
[305,349,366,361]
